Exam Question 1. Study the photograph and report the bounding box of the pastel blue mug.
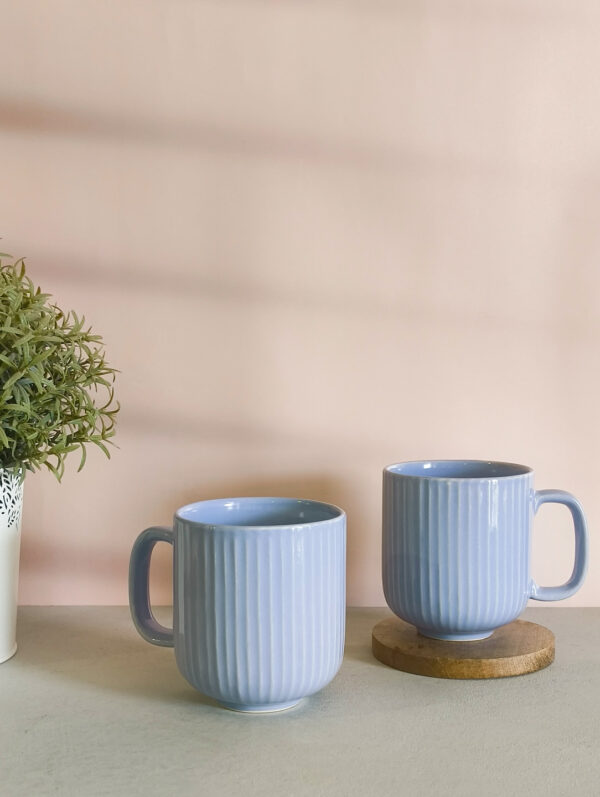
[130,497,346,712]
[383,461,589,641]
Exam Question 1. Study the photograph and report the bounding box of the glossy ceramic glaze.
[130,497,346,711]
[383,461,588,641]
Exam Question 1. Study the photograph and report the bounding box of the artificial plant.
[0,255,118,480]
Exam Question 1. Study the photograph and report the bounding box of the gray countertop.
[2,607,599,796]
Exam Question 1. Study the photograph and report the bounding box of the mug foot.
[418,629,493,642]
[219,699,302,713]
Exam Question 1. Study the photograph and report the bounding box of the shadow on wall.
[0,97,411,171]
[6,100,592,338]
[0,91,562,180]
[37,251,566,337]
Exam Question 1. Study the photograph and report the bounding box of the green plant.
[0,255,119,480]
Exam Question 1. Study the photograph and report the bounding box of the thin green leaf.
[0,256,119,478]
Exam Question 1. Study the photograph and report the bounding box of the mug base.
[219,699,302,714]
[418,629,493,642]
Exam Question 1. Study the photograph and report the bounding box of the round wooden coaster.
[372,617,555,679]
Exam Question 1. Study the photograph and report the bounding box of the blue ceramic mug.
[383,461,589,641]
[130,497,346,712]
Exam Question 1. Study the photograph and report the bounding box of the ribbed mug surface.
[168,497,346,711]
[383,461,535,640]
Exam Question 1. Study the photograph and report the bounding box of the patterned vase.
[0,470,24,663]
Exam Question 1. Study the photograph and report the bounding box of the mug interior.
[386,460,532,479]
[176,497,342,527]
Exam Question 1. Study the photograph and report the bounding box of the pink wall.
[2,0,598,605]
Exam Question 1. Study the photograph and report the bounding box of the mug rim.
[384,459,533,480]
[175,496,345,529]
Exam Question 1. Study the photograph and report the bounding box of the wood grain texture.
[372,617,555,679]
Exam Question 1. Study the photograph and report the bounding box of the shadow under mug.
[383,460,589,641]
[129,497,346,712]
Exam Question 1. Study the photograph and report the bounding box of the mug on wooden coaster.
[382,460,588,642]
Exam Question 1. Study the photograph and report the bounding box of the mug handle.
[129,526,174,646]
[529,490,589,601]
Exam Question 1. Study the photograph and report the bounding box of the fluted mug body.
[383,461,588,641]
[130,497,346,712]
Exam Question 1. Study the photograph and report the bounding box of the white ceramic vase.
[0,470,24,663]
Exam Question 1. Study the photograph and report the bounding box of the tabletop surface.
[2,607,599,797]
